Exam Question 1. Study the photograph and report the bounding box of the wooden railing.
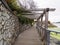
[35,8,59,45]
[36,23,60,45]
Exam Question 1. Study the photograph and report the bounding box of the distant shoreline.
[53,22,60,23]
[53,22,60,28]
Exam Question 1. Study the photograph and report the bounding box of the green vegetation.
[18,15,34,25]
[6,0,20,11]
[48,21,57,28]
[50,32,60,40]
[48,21,60,40]
[49,28,60,40]
[5,0,34,25]
[48,25,57,28]
[6,0,30,13]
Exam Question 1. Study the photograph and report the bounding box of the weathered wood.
[37,8,49,45]
[40,16,43,37]
[25,8,55,11]
[47,29,60,34]
[47,31,50,45]
[45,8,49,29]
[39,16,43,39]
[44,9,49,45]
[37,14,43,20]
[22,13,42,15]
[14,27,41,45]
[22,15,37,19]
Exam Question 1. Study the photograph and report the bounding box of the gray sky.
[33,0,60,22]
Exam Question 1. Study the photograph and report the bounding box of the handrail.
[47,29,60,34]
[37,24,60,34]
[36,24,60,45]
[1,0,15,15]
[1,0,11,12]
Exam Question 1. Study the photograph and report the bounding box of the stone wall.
[0,1,20,45]
[0,1,32,45]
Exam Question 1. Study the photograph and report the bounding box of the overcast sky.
[33,0,60,22]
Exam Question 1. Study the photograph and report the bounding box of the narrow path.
[14,26,41,45]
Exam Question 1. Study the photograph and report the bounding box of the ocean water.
[53,23,60,28]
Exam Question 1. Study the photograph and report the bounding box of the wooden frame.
[36,8,55,45]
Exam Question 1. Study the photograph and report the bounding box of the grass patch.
[48,28,60,40]
[50,32,60,40]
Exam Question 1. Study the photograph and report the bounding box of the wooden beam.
[25,8,55,11]
[37,12,44,20]
[22,14,41,19]
[22,13,42,15]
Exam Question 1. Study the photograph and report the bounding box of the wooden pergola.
[1,0,56,44]
[22,8,55,19]
[22,8,55,45]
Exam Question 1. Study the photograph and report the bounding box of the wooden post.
[44,8,49,45]
[47,31,50,45]
[41,8,49,45]
[40,15,46,45]
[40,16,43,39]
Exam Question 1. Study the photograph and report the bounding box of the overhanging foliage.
[5,0,34,25]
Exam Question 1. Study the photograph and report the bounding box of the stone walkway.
[14,26,41,45]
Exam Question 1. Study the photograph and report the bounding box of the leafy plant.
[18,15,34,25]
[5,0,34,25]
